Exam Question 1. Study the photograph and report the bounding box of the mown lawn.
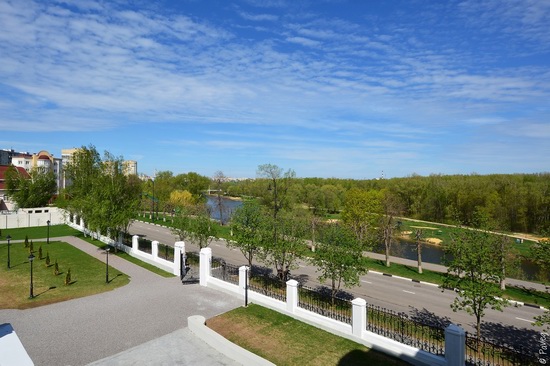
[208,304,410,366]
[0,240,129,309]
[0,224,81,241]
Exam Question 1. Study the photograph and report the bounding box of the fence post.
[286,279,299,314]
[199,248,212,287]
[174,241,185,276]
[445,324,465,366]
[351,298,367,338]
[239,266,249,296]
[132,235,139,253]
[152,240,159,259]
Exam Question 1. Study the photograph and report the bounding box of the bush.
[45,252,50,266]
[29,240,34,254]
[24,235,29,248]
[65,268,71,285]
[54,260,60,275]
[38,246,43,260]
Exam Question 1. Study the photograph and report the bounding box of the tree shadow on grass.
[337,349,407,365]
[33,286,57,298]
[107,274,122,284]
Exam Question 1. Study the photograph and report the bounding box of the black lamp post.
[28,252,35,299]
[105,247,110,284]
[47,220,51,244]
[6,234,11,269]
[151,177,155,221]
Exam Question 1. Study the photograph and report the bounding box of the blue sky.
[1,0,549,179]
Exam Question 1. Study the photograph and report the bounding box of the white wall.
[0,207,65,229]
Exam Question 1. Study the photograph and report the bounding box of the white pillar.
[174,241,185,276]
[239,266,249,296]
[132,235,139,253]
[351,298,367,338]
[199,248,212,286]
[152,240,159,259]
[286,279,299,314]
[445,324,465,366]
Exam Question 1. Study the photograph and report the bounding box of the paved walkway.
[0,236,243,366]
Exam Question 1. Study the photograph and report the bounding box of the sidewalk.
[0,236,243,366]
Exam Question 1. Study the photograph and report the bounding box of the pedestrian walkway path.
[0,236,243,366]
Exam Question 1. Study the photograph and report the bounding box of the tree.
[5,167,57,208]
[531,235,550,330]
[256,164,296,219]
[189,205,217,250]
[212,171,228,225]
[171,205,195,242]
[415,229,423,274]
[62,146,142,241]
[311,222,367,305]
[341,188,382,249]
[263,208,308,282]
[169,190,195,209]
[444,226,507,342]
[379,189,403,267]
[229,201,267,269]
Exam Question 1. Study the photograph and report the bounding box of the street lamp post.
[6,234,11,269]
[47,220,51,244]
[151,177,155,221]
[105,247,110,284]
[28,253,35,298]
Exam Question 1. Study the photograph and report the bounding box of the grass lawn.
[75,233,175,278]
[0,240,129,309]
[0,224,81,241]
[207,304,410,366]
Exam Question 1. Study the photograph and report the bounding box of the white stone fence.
[199,247,465,366]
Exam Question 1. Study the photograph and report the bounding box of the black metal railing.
[465,332,538,366]
[248,273,286,302]
[137,237,152,254]
[158,243,174,262]
[211,259,239,285]
[121,232,133,248]
[298,286,352,325]
[366,304,445,356]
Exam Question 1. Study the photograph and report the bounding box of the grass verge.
[207,303,410,366]
[76,233,174,278]
[0,240,129,309]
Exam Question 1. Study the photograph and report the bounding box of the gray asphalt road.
[130,221,547,346]
[0,236,242,366]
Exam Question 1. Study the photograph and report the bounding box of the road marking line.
[361,280,372,284]
[515,317,535,324]
[402,290,415,294]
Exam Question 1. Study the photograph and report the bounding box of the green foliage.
[54,260,60,275]
[444,225,508,340]
[65,268,71,285]
[29,240,34,254]
[311,222,367,302]
[24,235,29,248]
[63,145,142,240]
[38,245,43,260]
[189,207,218,250]
[4,166,57,208]
[45,252,50,266]
[229,201,268,268]
[341,188,382,248]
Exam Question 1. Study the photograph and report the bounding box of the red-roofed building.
[0,165,30,210]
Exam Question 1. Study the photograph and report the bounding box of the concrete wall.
[0,207,65,229]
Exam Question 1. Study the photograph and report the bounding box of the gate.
[180,251,200,284]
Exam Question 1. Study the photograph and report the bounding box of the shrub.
[45,252,50,266]
[38,246,43,260]
[24,235,29,248]
[54,260,60,275]
[65,268,71,285]
[29,240,34,254]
